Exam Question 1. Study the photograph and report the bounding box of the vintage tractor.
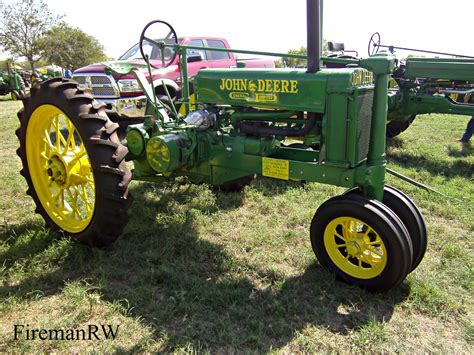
[328,32,474,137]
[17,0,435,292]
[0,68,25,100]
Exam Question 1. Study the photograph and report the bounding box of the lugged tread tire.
[16,78,133,247]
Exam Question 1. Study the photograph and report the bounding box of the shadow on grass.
[0,181,409,351]
[387,151,473,178]
[386,136,405,149]
[447,142,473,158]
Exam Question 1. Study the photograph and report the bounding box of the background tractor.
[0,63,25,100]
[20,0,470,292]
[326,32,474,138]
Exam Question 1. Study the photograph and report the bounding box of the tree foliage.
[275,41,329,68]
[0,0,60,71]
[278,46,308,68]
[39,22,107,69]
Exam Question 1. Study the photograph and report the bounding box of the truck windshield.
[119,38,178,61]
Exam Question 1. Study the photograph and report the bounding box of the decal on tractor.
[262,157,290,180]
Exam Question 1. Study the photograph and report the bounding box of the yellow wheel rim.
[26,104,95,233]
[324,216,387,279]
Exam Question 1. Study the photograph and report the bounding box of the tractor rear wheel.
[386,115,416,138]
[16,78,133,247]
[310,195,413,292]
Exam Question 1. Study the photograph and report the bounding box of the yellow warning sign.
[262,157,289,180]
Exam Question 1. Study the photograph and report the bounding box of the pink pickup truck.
[73,37,275,118]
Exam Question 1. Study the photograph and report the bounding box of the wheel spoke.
[69,144,87,165]
[364,227,374,238]
[78,184,93,213]
[64,119,76,153]
[370,247,384,257]
[43,129,53,151]
[66,188,81,219]
[335,232,346,242]
[53,115,61,150]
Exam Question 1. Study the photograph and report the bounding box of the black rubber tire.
[344,185,427,273]
[310,195,413,292]
[11,90,21,100]
[386,115,416,138]
[16,78,133,247]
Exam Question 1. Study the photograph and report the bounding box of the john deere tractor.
[0,69,25,100]
[19,0,464,292]
[327,32,474,138]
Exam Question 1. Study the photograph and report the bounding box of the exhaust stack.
[307,0,322,73]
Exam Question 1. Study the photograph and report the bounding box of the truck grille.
[356,91,374,163]
[73,74,118,98]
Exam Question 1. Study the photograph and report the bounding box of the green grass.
[0,101,472,352]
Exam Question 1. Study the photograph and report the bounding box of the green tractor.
[0,69,25,100]
[327,32,474,138]
[19,0,470,292]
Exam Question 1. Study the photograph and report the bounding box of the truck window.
[119,38,178,61]
[207,40,231,60]
[187,40,207,60]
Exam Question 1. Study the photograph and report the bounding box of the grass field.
[0,100,472,352]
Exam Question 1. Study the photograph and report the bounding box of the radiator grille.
[72,75,118,98]
[356,91,374,163]
[91,87,116,96]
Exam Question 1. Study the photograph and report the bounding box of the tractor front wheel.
[16,78,133,247]
[344,185,427,273]
[310,195,413,292]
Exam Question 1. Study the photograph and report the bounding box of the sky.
[3,0,474,61]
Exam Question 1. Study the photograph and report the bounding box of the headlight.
[117,79,142,93]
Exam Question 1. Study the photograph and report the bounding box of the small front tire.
[310,195,413,292]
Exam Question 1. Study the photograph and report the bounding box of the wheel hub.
[46,151,91,188]
[47,155,67,185]
[346,240,361,257]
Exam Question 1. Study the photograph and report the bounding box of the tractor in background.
[326,33,474,138]
[0,61,25,100]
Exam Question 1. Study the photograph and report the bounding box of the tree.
[275,41,328,68]
[40,22,107,69]
[280,46,308,68]
[0,0,60,72]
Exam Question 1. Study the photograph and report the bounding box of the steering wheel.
[368,32,381,56]
[139,20,178,69]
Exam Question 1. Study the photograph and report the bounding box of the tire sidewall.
[311,197,411,292]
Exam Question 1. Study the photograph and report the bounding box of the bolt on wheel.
[26,105,95,233]
[323,216,387,279]
[310,195,413,292]
[17,78,132,247]
[344,185,427,273]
